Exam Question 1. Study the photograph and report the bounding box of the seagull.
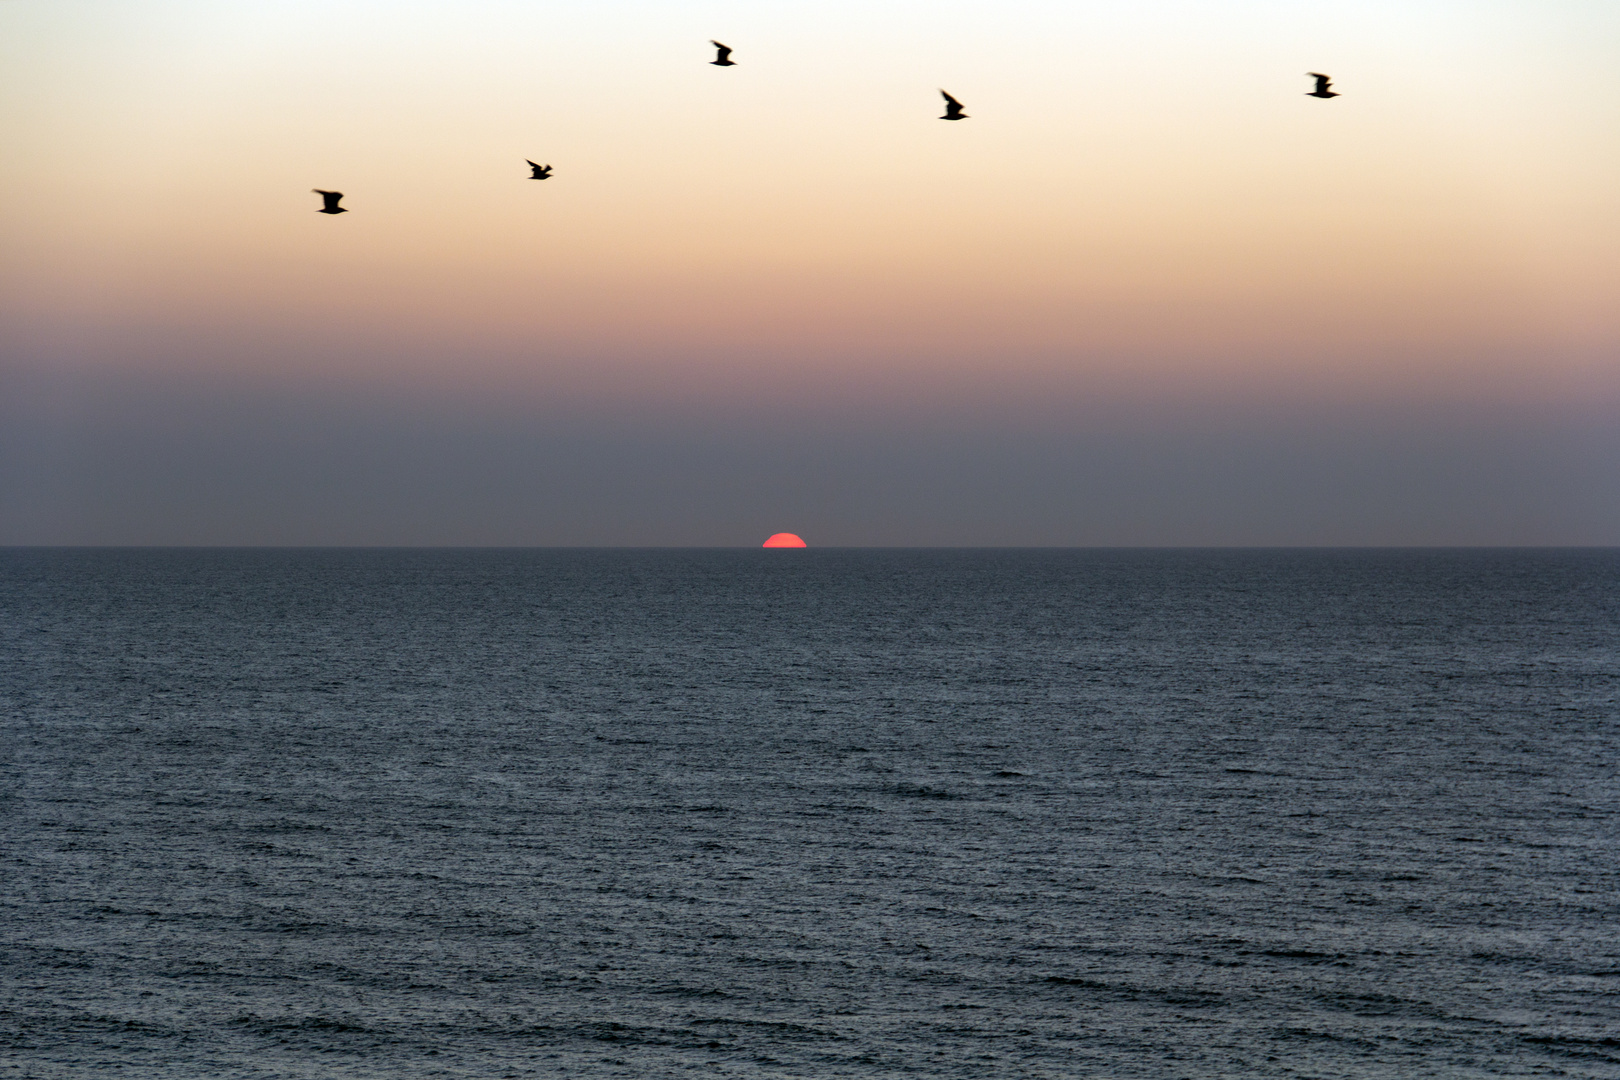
[710,40,735,66]
[1306,73,1339,99]
[312,189,346,214]
[526,160,553,180]
[939,90,967,121]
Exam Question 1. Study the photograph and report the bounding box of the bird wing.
[712,40,731,58]
[527,160,540,168]
[941,90,962,107]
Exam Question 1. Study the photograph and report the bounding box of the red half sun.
[762,533,807,548]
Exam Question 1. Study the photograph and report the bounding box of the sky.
[1,0,1617,545]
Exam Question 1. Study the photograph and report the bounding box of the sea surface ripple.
[1,549,1617,1078]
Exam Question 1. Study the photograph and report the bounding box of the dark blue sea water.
[2,549,1617,1079]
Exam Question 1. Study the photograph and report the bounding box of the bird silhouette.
[710,40,735,66]
[939,90,967,121]
[312,189,346,214]
[1306,73,1339,98]
[526,160,553,179]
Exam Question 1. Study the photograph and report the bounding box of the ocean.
[2,548,1616,1079]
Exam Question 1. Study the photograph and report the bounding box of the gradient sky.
[2,0,1617,544]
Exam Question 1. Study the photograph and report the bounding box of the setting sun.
[762,533,807,548]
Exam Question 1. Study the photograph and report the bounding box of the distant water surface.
[1,548,1617,1079]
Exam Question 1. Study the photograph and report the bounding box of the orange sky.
[1,1,1617,542]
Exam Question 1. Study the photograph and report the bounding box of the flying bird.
[939,90,967,121]
[312,189,346,214]
[1306,73,1339,99]
[709,40,735,66]
[526,160,553,179]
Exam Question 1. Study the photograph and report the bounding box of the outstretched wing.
[711,40,731,61]
[527,160,540,169]
[940,90,962,108]
[1309,72,1331,88]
